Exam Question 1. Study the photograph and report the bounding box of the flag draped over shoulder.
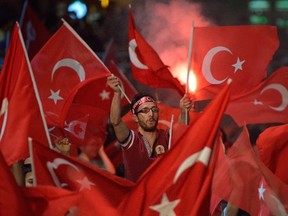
[225,67,288,126]
[31,20,110,126]
[192,25,279,100]
[256,123,288,185]
[128,10,185,96]
[32,142,134,215]
[0,152,32,215]
[119,81,231,215]
[0,23,50,165]
[19,0,51,59]
[211,126,288,216]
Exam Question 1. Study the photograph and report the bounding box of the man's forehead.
[138,101,157,109]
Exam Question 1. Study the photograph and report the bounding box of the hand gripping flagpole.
[185,21,195,125]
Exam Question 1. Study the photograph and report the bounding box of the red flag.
[0,152,32,215]
[212,126,288,216]
[19,0,51,59]
[22,185,81,216]
[192,25,279,100]
[256,123,288,185]
[64,103,109,148]
[31,20,110,126]
[225,67,288,126]
[119,81,231,215]
[32,142,134,215]
[128,10,185,96]
[0,23,50,165]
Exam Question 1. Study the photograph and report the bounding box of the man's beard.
[138,118,158,132]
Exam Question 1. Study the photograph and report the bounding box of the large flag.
[0,152,32,215]
[256,123,288,185]
[225,67,288,126]
[119,81,231,215]
[32,142,134,215]
[0,23,51,165]
[211,126,288,216]
[192,25,279,100]
[31,20,111,126]
[128,10,185,96]
[19,0,51,59]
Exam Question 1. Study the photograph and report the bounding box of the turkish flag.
[128,10,185,96]
[0,152,32,215]
[19,0,51,59]
[192,25,279,100]
[0,23,50,165]
[22,185,81,216]
[211,126,288,216]
[256,123,288,185]
[119,82,231,215]
[31,20,110,126]
[64,103,109,149]
[225,67,288,126]
[32,142,134,215]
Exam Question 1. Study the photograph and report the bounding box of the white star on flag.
[149,193,180,216]
[48,89,63,104]
[99,89,110,100]
[258,181,266,200]
[252,99,263,105]
[232,57,245,73]
[76,176,95,191]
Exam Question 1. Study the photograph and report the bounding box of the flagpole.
[168,114,174,149]
[18,22,53,149]
[19,0,28,27]
[185,21,194,125]
[28,137,37,186]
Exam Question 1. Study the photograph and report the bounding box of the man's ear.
[133,114,139,123]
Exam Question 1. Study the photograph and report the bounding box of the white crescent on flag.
[202,46,232,84]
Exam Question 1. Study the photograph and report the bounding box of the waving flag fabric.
[31,20,110,126]
[211,126,288,216]
[0,23,50,165]
[192,25,279,100]
[120,81,231,215]
[32,142,134,215]
[225,67,288,126]
[256,123,288,184]
[128,10,185,96]
[0,152,32,215]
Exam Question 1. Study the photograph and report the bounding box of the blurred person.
[23,157,33,187]
[78,136,116,174]
[107,75,194,182]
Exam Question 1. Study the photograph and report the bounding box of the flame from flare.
[172,63,197,93]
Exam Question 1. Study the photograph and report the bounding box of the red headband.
[132,96,156,114]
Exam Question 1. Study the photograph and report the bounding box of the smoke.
[133,0,213,80]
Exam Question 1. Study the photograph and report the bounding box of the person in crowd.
[106,74,194,182]
[78,136,116,174]
[23,157,34,187]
